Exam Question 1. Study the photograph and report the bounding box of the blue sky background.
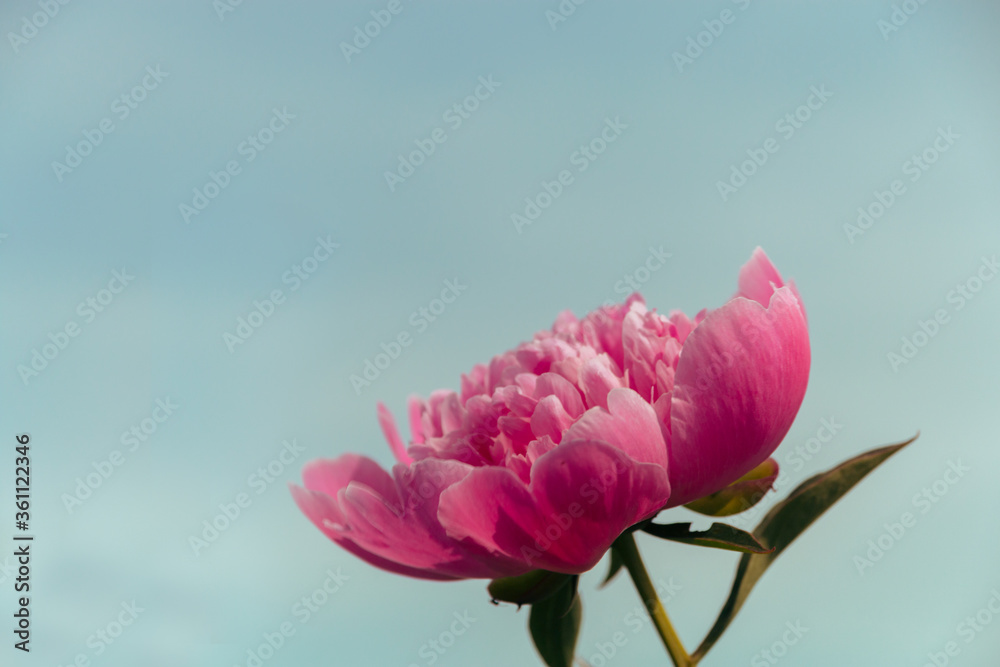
[2,1,999,665]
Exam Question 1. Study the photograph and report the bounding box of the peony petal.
[437,465,549,568]
[290,484,457,580]
[302,454,399,505]
[377,403,414,465]
[438,392,465,433]
[579,355,624,410]
[526,436,557,464]
[529,395,576,443]
[407,396,426,445]
[736,249,808,325]
[534,372,585,418]
[669,286,810,506]
[563,387,670,469]
[529,440,670,569]
[296,456,526,579]
[341,459,525,579]
[669,310,694,344]
[438,439,670,574]
[737,246,785,307]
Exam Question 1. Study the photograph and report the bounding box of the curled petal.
[438,439,670,574]
[530,396,576,443]
[669,287,809,506]
[563,388,670,469]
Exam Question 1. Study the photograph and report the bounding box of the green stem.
[614,532,695,667]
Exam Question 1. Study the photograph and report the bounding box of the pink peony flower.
[291,248,810,580]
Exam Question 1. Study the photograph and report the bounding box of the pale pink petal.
[460,363,488,402]
[737,246,785,307]
[514,373,537,397]
[654,356,676,398]
[425,389,453,437]
[526,436,557,464]
[579,355,624,410]
[534,372,585,418]
[736,249,807,325]
[550,356,583,387]
[552,309,579,333]
[530,395,576,443]
[669,310,694,344]
[407,396,426,445]
[438,393,465,433]
[563,387,670,469]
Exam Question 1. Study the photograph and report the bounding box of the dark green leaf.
[685,458,780,517]
[488,570,572,607]
[529,575,582,667]
[642,521,773,555]
[691,435,917,662]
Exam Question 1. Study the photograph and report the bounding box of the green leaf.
[691,435,917,662]
[488,570,573,607]
[599,545,625,589]
[685,457,780,517]
[529,575,582,667]
[642,521,774,555]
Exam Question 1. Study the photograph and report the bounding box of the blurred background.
[1,1,998,665]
